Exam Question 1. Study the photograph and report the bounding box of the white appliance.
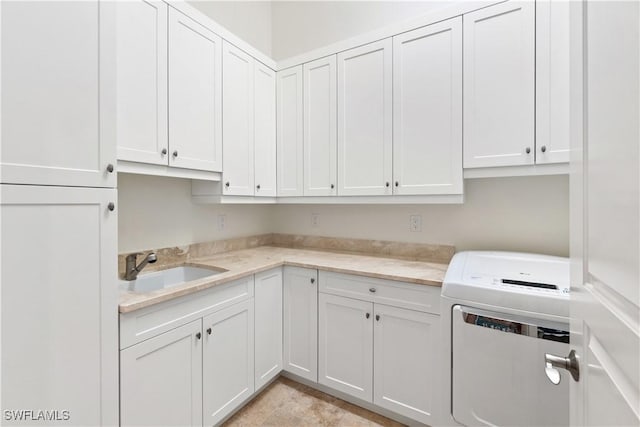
[441,251,570,427]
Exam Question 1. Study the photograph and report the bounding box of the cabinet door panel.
[463,2,535,168]
[116,0,168,165]
[121,320,203,427]
[223,42,255,195]
[0,1,116,187]
[318,293,373,402]
[277,66,304,196]
[393,18,463,195]
[203,299,255,426]
[373,304,438,425]
[337,39,393,195]
[168,8,222,171]
[304,56,338,196]
[1,185,118,425]
[255,268,283,389]
[254,63,277,197]
[283,266,318,381]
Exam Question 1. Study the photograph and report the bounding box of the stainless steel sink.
[119,266,226,293]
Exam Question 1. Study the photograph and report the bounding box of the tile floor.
[222,377,406,427]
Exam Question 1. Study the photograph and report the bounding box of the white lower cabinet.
[283,266,318,381]
[120,320,203,427]
[255,268,284,389]
[203,299,255,426]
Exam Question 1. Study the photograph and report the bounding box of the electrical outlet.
[217,214,226,231]
[410,214,422,232]
[311,213,320,228]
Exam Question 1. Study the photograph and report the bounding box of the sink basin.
[119,266,225,293]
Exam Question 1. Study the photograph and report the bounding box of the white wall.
[188,0,272,57]
[118,174,272,253]
[271,176,570,257]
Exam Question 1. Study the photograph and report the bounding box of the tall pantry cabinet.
[0,1,119,425]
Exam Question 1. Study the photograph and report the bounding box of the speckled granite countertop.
[119,246,450,314]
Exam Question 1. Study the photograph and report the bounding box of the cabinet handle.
[385,182,390,188]
[541,145,547,153]
[196,332,202,340]
[225,182,230,188]
[107,202,115,212]
[161,148,168,155]
[395,181,399,187]
[206,328,212,335]
[366,313,370,319]
[310,278,315,284]
[173,150,178,157]
[256,184,261,190]
[330,184,335,189]
[525,147,531,154]
[369,288,376,293]
[376,314,380,322]
[106,163,114,173]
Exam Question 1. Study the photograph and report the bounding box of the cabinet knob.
[256,184,261,190]
[173,150,178,157]
[107,202,115,212]
[106,163,114,173]
[310,278,316,284]
[385,182,390,188]
[366,313,370,319]
[369,288,376,293]
[376,314,380,322]
[225,182,230,188]
[207,328,212,335]
[525,147,531,154]
[395,181,399,187]
[330,184,335,189]
[196,332,201,340]
[541,145,547,153]
[161,148,168,155]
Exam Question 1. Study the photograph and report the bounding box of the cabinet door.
[283,266,318,382]
[304,55,338,196]
[373,304,439,425]
[121,320,203,427]
[393,18,463,195]
[337,39,393,195]
[116,0,168,166]
[203,299,255,426]
[223,42,255,195]
[318,293,373,402]
[254,268,283,389]
[536,0,571,164]
[168,8,222,171]
[1,185,118,426]
[277,66,304,196]
[254,62,277,197]
[0,1,116,187]
[463,1,535,168]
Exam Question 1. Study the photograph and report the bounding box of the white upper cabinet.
[536,0,571,164]
[254,62,277,197]
[304,56,338,196]
[277,66,304,196]
[168,8,222,172]
[223,42,255,195]
[393,17,463,195]
[337,39,393,196]
[463,1,535,169]
[116,0,168,166]
[0,1,116,188]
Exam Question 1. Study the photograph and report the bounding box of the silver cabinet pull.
[161,148,168,155]
[206,328,212,335]
[310,278,315,284]
[106,164,114,173]
[526,147,531,154]
[256,184,261,190]
[195,332,201,340]
[385,182,390,188]
[225,182,230,188]
[172,150,178,157]
[545,350,579,384]
[375,314,380,321]
[366,313,370,319]
[330,184,335,189]
[541,145,547,153]
[107,202,115,212]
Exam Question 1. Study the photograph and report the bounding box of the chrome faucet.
[124,252,157,281]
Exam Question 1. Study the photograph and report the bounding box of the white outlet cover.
[217,214,226,231]
[410,214,422,232]
[311,213,320,227]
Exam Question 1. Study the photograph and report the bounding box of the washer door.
[451,305,569,427]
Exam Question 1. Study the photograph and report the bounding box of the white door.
[254,62,277,197]
[338,39,393,196]
[223,42,255,196]
[569,2,640,425]
[463,1,535,169]
[536,0,571,165]
[277,66,304,196]
[0,1,116,188]
[203,299,255,426]
[304,55,338,196]
[373,304,438,425]
[318,293,373,402]
[120,320,203,427]
[254,268,283,389]
[393,17,463,195]
[116,0,168,166]
[0,185,118,426]
[168,8,222,172]
[283,266,318,382]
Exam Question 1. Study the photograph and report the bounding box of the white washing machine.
[441,251,570,427]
